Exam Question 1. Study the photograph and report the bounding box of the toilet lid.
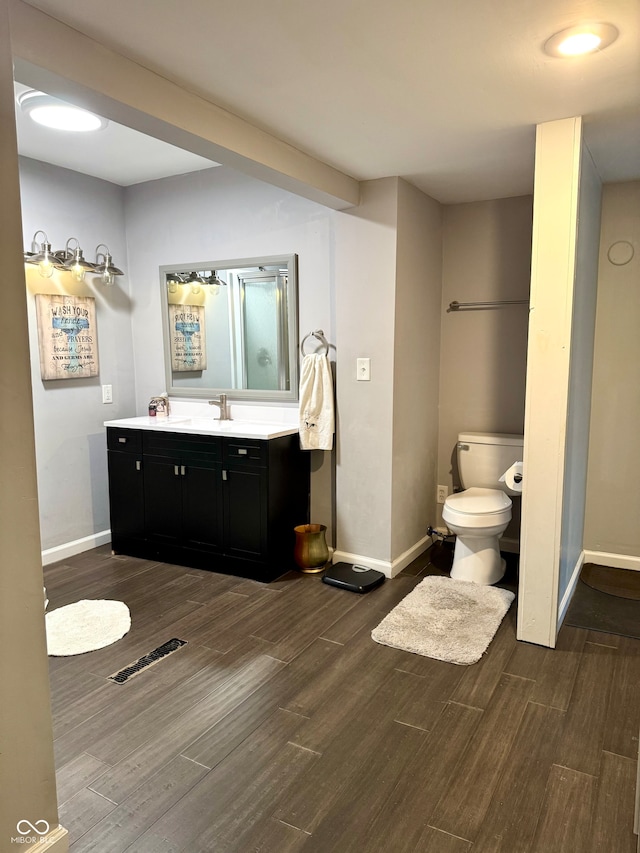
[445,487,512,514]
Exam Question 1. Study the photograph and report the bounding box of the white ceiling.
[14,82,217,186]
[15,0,640,203]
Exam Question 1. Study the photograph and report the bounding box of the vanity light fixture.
[185,271,207,294]
[61,237,95,282]
[205,271,227,286]
[18,89,108,132]
[544,22,618,57]
[93,244,124,286]
[24,230,59,278]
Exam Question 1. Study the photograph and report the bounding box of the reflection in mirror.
[160,254,298,402]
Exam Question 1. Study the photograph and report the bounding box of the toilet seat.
[443,487,512,529]
[445,487,511,513]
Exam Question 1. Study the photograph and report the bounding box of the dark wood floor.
[44,545,640,852]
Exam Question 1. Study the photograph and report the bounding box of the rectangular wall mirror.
[160,254,299,402]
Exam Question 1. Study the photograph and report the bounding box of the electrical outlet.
[436,484,448,504]
[102,384,113,404]
[356,357,370,381]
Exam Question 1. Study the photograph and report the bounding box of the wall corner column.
[0,1,65,847]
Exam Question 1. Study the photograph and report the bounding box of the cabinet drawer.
[107,428,142,453]
[143,431,222,463]
[224,439,266,466]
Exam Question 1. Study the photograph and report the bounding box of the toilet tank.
[457,432,524,493]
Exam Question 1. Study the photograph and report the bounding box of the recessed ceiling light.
[17,89,108,132]
[544,22,619,57]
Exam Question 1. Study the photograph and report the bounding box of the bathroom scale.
[322,562,385,593]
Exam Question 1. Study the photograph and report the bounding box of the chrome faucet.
[208,394,232,420]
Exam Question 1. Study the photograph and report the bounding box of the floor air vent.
[108,638,187,684]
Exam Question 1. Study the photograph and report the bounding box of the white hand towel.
[299,353,334,450]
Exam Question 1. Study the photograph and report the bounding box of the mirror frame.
[160,254,299,402]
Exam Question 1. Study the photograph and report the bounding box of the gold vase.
[293,524,329,573]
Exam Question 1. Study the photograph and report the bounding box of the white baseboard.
[333,534,432,579]
[583,549,640,572]
[41,530,111,566]
[557,550,585,631]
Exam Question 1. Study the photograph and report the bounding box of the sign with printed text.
[35,294,99,380]
[169,303,206,371]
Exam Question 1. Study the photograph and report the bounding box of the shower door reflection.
[237,270,288,392]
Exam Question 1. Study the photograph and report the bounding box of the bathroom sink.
[182,417,240,430]
[150,417,191,426]
[178,418,297,439]
[105,415,298,440]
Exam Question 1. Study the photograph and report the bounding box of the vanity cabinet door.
[143,454,184,545]
[181,458,224,552]
[223,464,268,560]
[143,455,223,553]
[107,450,145,547]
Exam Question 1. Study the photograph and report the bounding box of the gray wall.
[21,156,545,579]
[20,156,534,573]
[123,165,335,410]
[19,157,135,551]
[334,178,399,563]
[558,145,601,594]
[334,177,443,570]
[585,180,640,557]
[123,165,336,534]
[437,196,533,524]
[392,180,442,557]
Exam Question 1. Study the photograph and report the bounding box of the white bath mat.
[45,599,131,656]
[371,575,515,665]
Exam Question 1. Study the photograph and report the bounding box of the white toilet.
[442,432,524,585]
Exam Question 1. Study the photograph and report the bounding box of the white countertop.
[104,416,299,440]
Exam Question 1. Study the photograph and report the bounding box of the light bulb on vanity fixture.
[206,271,226,287]
[61,237,95,282]
[94,244,124,286]
[24,230,58,278]
[186,271,206,295]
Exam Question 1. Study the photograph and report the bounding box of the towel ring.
[300,329,329,356]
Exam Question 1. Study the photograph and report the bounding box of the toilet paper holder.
[499,461,524,492]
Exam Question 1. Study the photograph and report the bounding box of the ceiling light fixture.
[544,22,618,57]
[17,89,108,132]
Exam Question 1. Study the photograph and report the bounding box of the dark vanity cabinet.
[107,427,310,582]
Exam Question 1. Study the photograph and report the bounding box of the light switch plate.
[102,384,113,404]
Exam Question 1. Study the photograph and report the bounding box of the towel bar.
[448,299,529,311]
[300,329,330,356]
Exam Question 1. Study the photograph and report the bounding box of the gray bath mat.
[371,575,515,665]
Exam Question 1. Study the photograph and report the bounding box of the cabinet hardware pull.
[136,460,142,471]
[222,470,228,481]
[174,465,180,476]
[118,437,127,443]
[237,448,248,455]
[181,465,186,476]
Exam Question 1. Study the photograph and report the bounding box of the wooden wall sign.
[169,304,207,371]
[35,294,99,380]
